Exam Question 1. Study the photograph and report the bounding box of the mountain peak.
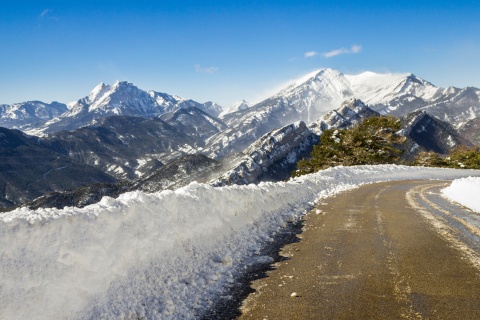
[112,80,139,90]
[88,82,111,104]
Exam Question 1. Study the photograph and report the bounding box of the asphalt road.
[238,180,480,320]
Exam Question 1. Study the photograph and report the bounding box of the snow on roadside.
[442,177,480,213]
[1,165,479,319]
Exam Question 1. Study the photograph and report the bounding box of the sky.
[1,0,479,107]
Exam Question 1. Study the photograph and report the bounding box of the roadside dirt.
[238,180,480,319]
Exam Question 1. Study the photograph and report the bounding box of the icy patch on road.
[0,165,479,319]
[442,177,480,213]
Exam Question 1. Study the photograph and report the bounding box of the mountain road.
[238,180,480,319]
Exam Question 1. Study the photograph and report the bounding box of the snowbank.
[1,165,479,319]
[442,177,480,213]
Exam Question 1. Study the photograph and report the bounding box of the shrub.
[293,116,406,177]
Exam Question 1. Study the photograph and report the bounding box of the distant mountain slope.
[211,121,318,186]
[26,154,220,210]
[401,111,473,156]
[458,117,480,146]
[159,106,227,140]
[0,127,116,209]
[43,107,224,179]
[0,105,226,209]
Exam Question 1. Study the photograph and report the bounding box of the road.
[238,180,480,319]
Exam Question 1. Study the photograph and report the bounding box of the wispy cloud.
[195,64,219,74]
[39,9,58,21]
[323,45,362,58]
[304,51,318,58]
[40,9,51,18]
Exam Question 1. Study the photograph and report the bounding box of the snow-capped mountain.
[345,71,438,111]
[17,81,224,134]
[219,100,251,118]
[0,101,68,130]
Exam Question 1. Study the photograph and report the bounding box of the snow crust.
[442,177,480,213]
[1,165,479,319]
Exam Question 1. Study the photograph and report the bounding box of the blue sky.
[1,0,479,107]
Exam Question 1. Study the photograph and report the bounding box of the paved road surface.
[238,180,480,319]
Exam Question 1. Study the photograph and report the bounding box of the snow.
[219,100,251,117]
[345,71,439,104]
[442,177,480,213]
[0,165,479,319]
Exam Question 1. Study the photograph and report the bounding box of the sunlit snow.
[443,177,480,213]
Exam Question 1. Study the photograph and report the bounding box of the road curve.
[238,180,480,320]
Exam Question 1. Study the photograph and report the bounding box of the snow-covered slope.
[345,71,439,108]
[1,165,478,319]
[219,100,251,118]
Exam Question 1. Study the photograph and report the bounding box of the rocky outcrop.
[211,121,318,185]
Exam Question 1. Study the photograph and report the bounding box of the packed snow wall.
[1,165,479,319]
[443,177,480,213]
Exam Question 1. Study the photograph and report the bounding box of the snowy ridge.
[345,71,439,106]
[442,177,480,213]
[1,165,479,319]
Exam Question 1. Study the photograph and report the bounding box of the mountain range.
[1,68,480,210]
[0,81,224,134]
[203,69,480,159]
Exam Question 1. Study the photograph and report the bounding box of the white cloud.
[351,45,362,53]
[323,45,362,58]
[195,64,219,74]
[304,51,318,58]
